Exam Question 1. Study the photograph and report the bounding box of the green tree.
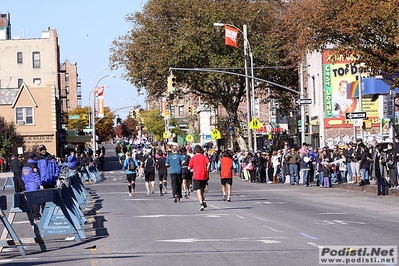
[66,106,90,131]
[275,0,399,85]
[0,116,21,156]
[110,0,299,149]
[139,109,165,141]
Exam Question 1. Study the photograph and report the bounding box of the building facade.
[0,13,79,157]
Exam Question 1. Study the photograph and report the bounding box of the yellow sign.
[163,132,168,139]
[211,128,221,140]
[250,118,262,129]
[186,134,193,142]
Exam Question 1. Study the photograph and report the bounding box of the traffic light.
[131,110,137,119]
[116,118,122,125]
[187,105,193,115]
[167,75,176,93]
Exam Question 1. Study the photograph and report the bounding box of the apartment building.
[0,13,79,156]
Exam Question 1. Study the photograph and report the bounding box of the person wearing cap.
[37,145,60,189]
[22,152,43,220]
[10,154,25,192]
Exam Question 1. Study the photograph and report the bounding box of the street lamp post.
[91,74,115,153]
[214,22,254,151]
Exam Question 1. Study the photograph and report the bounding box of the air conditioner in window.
[17,121,25,125]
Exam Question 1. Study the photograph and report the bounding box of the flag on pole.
[224,25,239,48]
[95,86,104,96]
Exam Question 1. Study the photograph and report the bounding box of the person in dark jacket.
[359,144,371,186]
[372,144,387,195]
[10,154,25,192]
[22,152,43,219]
[386,143,397,189]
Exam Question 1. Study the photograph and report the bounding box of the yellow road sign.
[186,134,194,142]
[163,132,168,139]
[250,118,262,129]
[211,128,221,140]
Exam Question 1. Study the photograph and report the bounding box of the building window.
[33,78,41,84]
[32,52,40,68]
[178,105,184,116]
[66,99,70,108]
[170,105,175,117]
[15,107,33,125]
[17,79,23,88]
[65,86,69,94]
[17,52,23,63]
[65,73,69,81]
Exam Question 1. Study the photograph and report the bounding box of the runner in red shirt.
[188,145,210,211]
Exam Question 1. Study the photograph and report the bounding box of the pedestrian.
[142,151,156,194]
[299,148,311,187]
[37,145,60,189]
[67,150,79,171]
[188,145,210,211]
[246,152,257,183]
[373,144,387,195]
[155,150,168,196]
[22,152,43,220]
[385,143,397,189]
[122,151,139,197]
[217,150,236,202]
[286,148,300,185]
[10,154,25,192]
[359,144,371,186]
[165,145,184,202]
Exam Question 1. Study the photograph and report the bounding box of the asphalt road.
[0,143,398,266]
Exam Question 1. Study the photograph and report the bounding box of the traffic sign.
[211,128,221,140]
[69,115,80,120]
[186,134,193,142]
[345,112,367,120]
[249,118,262,129]
[299,98,312,105]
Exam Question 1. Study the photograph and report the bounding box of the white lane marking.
[300,232,318,240]
[255,201,285,205]
[136,214,230,218]
[256,217,283,233]
[320,212,348,215]
[235,214,245,219]
[316,220,367,225]
[307,241,322,248]
[157,237,282,243]
[209,204,221,209]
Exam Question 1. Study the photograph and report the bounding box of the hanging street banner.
[322,50,379,128]
[96,86,105,118]
[224,25,239,48]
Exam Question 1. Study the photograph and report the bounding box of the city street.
[0,144,398,265]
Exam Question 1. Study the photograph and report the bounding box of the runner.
[188,145,210,211]
[181,147,192,198]
[165,145,184,202]
[217,150,236,202]
[122,151,139,197]
[142,151,156,194]
[156,150,168,196]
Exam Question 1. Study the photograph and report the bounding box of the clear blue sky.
[1,0,146,118]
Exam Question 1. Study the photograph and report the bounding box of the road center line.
[307,241,322,248]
